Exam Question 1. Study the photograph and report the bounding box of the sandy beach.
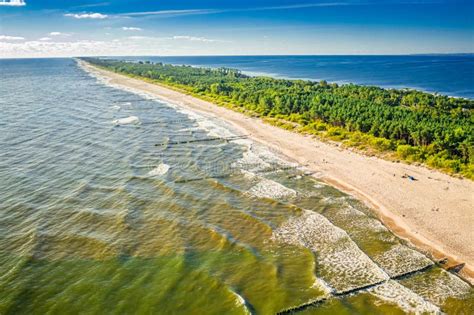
[79,60,474,284]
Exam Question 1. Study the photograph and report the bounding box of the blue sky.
[0,0,473,57]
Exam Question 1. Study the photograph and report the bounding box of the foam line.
[114,99,151,103]
[272,210,390,293]
[147,164,170,176]
[112,116,140,125]
[142,118,206,125]
[154,135,248,146]
[229,290,254,315]
[277,270,441,314]
[368,280,440,314]
[374,244,434,278]
[248,178,297,199]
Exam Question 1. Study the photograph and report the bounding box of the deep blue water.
[123,55,474,99]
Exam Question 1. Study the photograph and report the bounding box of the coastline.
[78,59,474,284]
[117,55,474,99]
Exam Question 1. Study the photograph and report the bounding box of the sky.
[0,0,473,58]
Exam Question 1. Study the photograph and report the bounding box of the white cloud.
[118,9,221,17]
[0,0,26,7]
[245,2,356,11]
[121,35,228,43]
[127,36,149,40]
[0,35,25,41]
[49,32,71,37]
[122,27,142,31]
[172,35,222,43]
[39,37,52,41]
[64,13,108,19]
[0,37,192,58]
[115,3,364,18]
[0,34,231,58]
[0,40,122,58]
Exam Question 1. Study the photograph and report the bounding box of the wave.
[147,163,170,176]
[112,116,140,125]
[399,268,472,306]
[248,177,297,200]
[373,244,433,278]
[272,210,389,293]
[368,280,440,314]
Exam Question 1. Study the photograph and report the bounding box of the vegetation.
[83,58,474,179]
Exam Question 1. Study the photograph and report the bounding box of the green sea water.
[0,58,472,314]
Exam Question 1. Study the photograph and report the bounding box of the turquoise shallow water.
[0,58,473,314]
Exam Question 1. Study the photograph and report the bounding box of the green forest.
[83,58,474,179]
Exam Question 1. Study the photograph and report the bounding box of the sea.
[0,57,473,314]
[124,54,474,99]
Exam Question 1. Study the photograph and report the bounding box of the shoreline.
[79,60,474,284]
[111,56,474,100]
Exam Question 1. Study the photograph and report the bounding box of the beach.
[79,59,474,284]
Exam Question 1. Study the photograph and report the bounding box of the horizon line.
[1,52,474,60]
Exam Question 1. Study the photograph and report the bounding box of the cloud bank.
[0,35,25,41]
[64,13,108,19]
[0,0,26,7]
[48,32,71,37]
[117,9,221,18]
[172,35,219,43]
[122,27,142,31]
[0,35,230,58]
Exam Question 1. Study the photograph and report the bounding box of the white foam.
[313,183,328,189]
[165,102,244,141]
[335,205,388,233]
[111,105,121,111]
[232,141,298,174]
[373,244,433,277]
[112,116,140,125]
[320,195,348,205]
[233,291,246,307]
[402,269,472,305]
[232,145,271,173]
[230,290,251,315]
[248,177,297,199]
[196,117,235,138]
[147,163,170,176]
[311,277,333,294]
[369,280,440,314]
[272,210,389,292]
[321,205,433,277]
[176,127,201,133]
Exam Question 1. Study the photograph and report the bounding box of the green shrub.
[397,145,419,159]
[369,137,394,151]
[327,127,348,140]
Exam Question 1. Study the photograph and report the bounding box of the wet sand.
[79,60,474,283]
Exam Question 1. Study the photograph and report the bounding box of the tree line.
[83,58,474,178]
